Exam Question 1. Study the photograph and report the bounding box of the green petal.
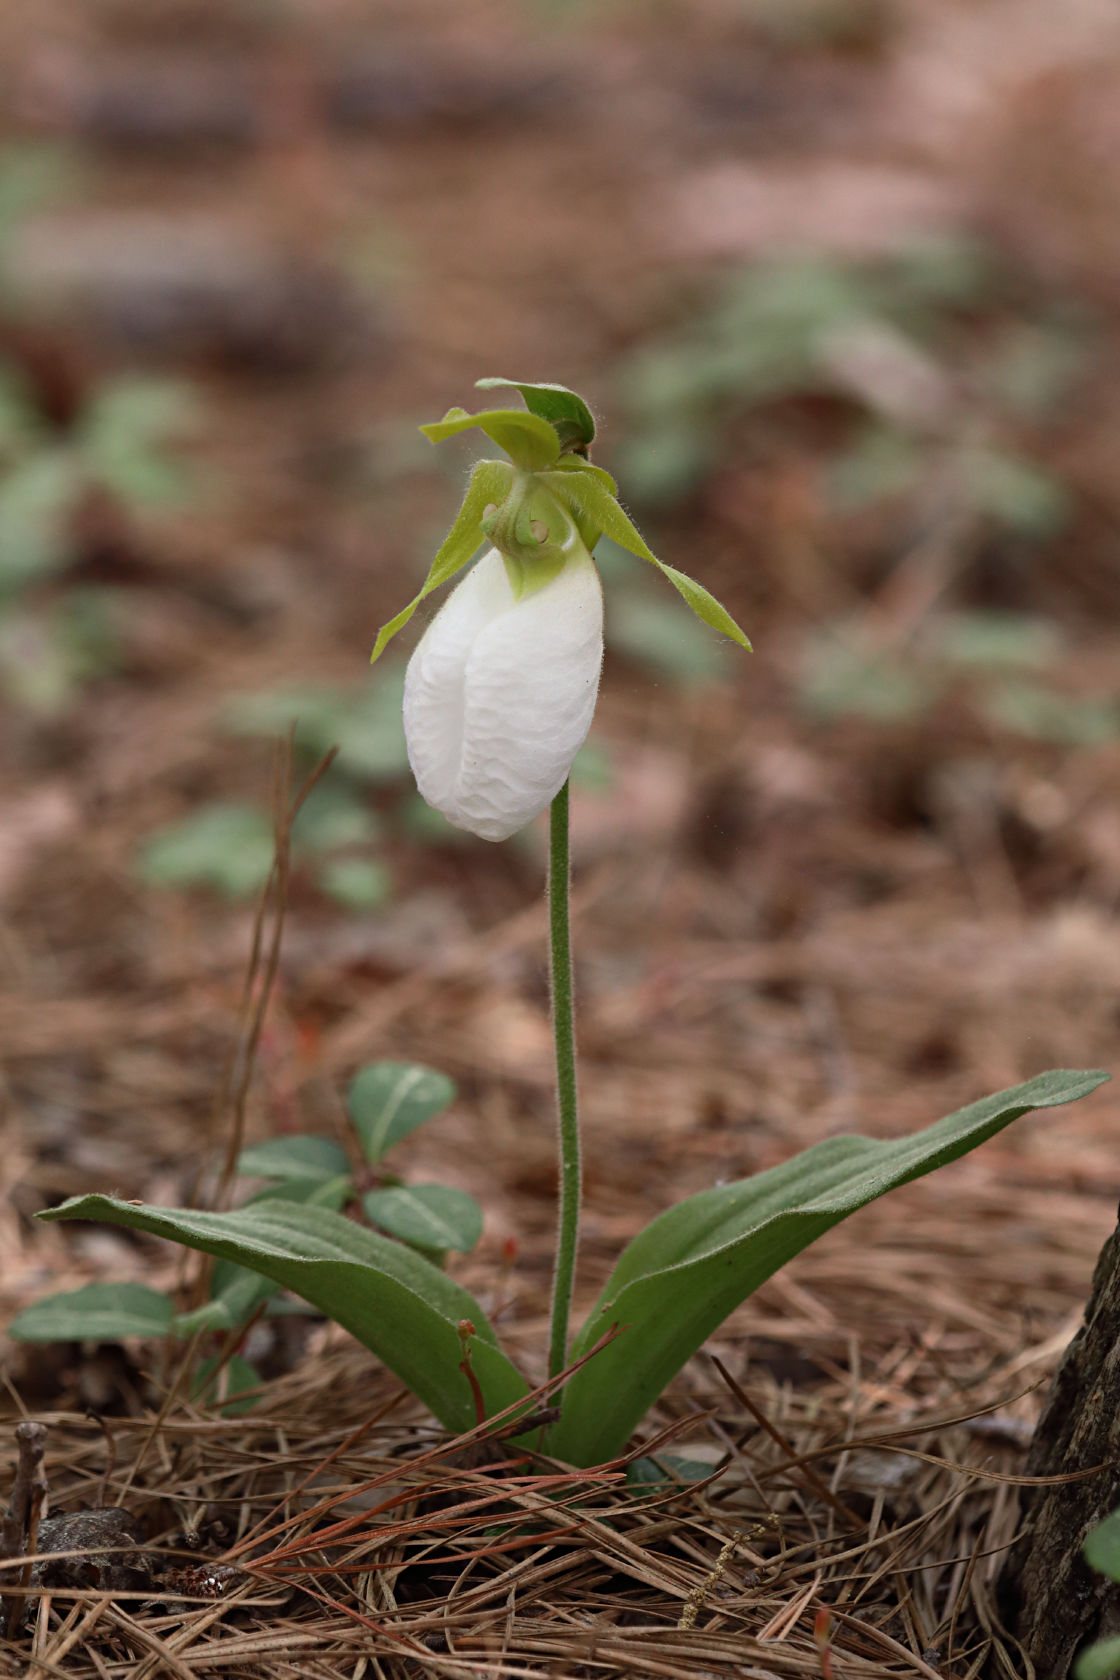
[419,406,560,472]
[547,467,752,651]
[546,458,617,494]
[369,459,513,663]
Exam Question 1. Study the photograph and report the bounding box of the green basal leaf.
[237,1135,351,1183]
[370,459,512,663]
[544,1069,1108,1466]
[175,1175,353,1336]
[419,407,559,473]
[364,1184,484,1254]
[40,1196,531,1435]
[474,378,596,451]
[348,1062,457,1164]
[1085,1508,1120,1585]
[8,1282,174,1343]
[1076,1636,1120,1680]
[546,468,752,651]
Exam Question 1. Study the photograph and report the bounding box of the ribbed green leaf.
[348,1062,457,1164]
[40,1196,530,1433]
[370,460,513,662]
[8,1282,174,1343]
[364,1184,483,1254]
[419,407,559,472]
[174,1176,353,1336]
[474,378,595,449]
[546,469,751,650]
[545,1069,1108,1465]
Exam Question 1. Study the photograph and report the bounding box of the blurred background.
[3,0,1120,1402]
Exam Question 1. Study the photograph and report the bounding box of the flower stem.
[547,779,581,1383]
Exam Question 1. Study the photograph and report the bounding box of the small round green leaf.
[192,1354,261,1417]
[625,1454,716,1496]
[364,1184,483,1254]
[1086,1508,1120,1584]
[237,1135,351,1183]
[348,1062,457,1164]
[9,1282,175,1343]
[1076,1636,1120,1680]
[317,857,392,909]
[139,803,275,899]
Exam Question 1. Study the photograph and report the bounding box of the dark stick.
[1,1420,48,1636]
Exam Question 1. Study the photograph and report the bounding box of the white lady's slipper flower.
[403,544,604,841]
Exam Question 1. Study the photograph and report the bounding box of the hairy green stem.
[547,779,581,1383]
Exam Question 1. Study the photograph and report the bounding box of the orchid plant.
[37,380,1108,1468]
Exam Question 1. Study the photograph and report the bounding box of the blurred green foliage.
[614,242,1086,552]
[224,670,410,783]
[801,609,1120,747]
[139,780,391,905]
[741,0,893,50]
[0,145,205,712]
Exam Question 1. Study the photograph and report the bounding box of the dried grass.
[4,0,1120,1672]
[2,1307,1097,1680]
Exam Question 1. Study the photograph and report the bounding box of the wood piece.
[1,1421,49,1636]
[1001,1210,1120,1677]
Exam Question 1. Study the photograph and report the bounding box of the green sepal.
[420,406,560,472]
[546,469,752,651]
[369,459,512,663]
[39,1194,531,1435]
[474,378,596,452]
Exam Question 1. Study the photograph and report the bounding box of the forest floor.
[2,0,1120,1674]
